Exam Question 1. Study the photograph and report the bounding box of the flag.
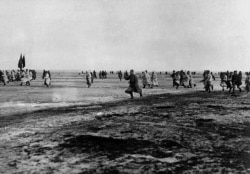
[22,55,26,68]
[18,54,23,69]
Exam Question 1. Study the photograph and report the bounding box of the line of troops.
[117,70,160,89]
[0,69,51,87]
[171,70,250,94]
[2,69,250,99]
[0,69,36,86]
[219,70,250,94]
[82,70,109,88]
[123,69,250,99]
[170,70,196,89]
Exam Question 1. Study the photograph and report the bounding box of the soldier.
[182,71,190,88]
[172,71,180,89]
[99,71,102,79]
[43,70,51,87]
[232,71,242,94]
[0,70,8,85]
[180,70,184,86]
[90,72,94,83]
[11,70,16,82]
[245,72,250,93]
[124,69,142,99]
[20,69,32,86]
[187,71,196,88]
[86,71,92,88]
[170,70,176,87]
[202,70,215,92]
[150,71,158,88]
[124,70,128,79]
[220,72,227,91]
[32,70,37,80]
[141,70,151,88]
[118,71,123,81]
[93,70,97,79]
[227,72,233,92]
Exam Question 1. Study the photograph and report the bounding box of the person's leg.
[232,83,235,94]
[130,92,134,99]
[238,85,241,92]
[139,88,142,97]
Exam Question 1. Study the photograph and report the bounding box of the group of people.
[201,70,216,93]
[197,70,248,94]
[0,69,52,87]
[123,70,161,99]
[99,70,107,79]
[123,69,250,99]
[0,69,37,86]
[3,67,250,99]
[141,70,159,88]
[219,71,244,94]
[170,70,196,89]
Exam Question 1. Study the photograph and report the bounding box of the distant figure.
[124,70,128,79]
[182,71,190,88]
[0,70,8,85]
[86,71,92,88]
[141,70,151,88]
[32,70,37,80]
[201,70,215,92]
[93,70,97,79]
[245,72,250,93]
[220,72,227,91]
[43,70,51,87]
[232,71,242,94]
[150,71,158,88]
[90,72,94,83]
[187,71,196,88]
[124,69,142,99]
[118,71,123,81]
[171,71,180,89]
[29,70,33,80]
[20,69,32,86]
[16,70,21,81]
[10,70,16,82]
[170,70,176,87]
[226,72,233,92]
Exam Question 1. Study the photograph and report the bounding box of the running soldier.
[171,71,180,89]
[124,69,142,99]
[231,71,242,94]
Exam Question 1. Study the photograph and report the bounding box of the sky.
[0,0,250,71]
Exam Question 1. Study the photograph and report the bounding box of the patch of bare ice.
[0,96,116,116]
